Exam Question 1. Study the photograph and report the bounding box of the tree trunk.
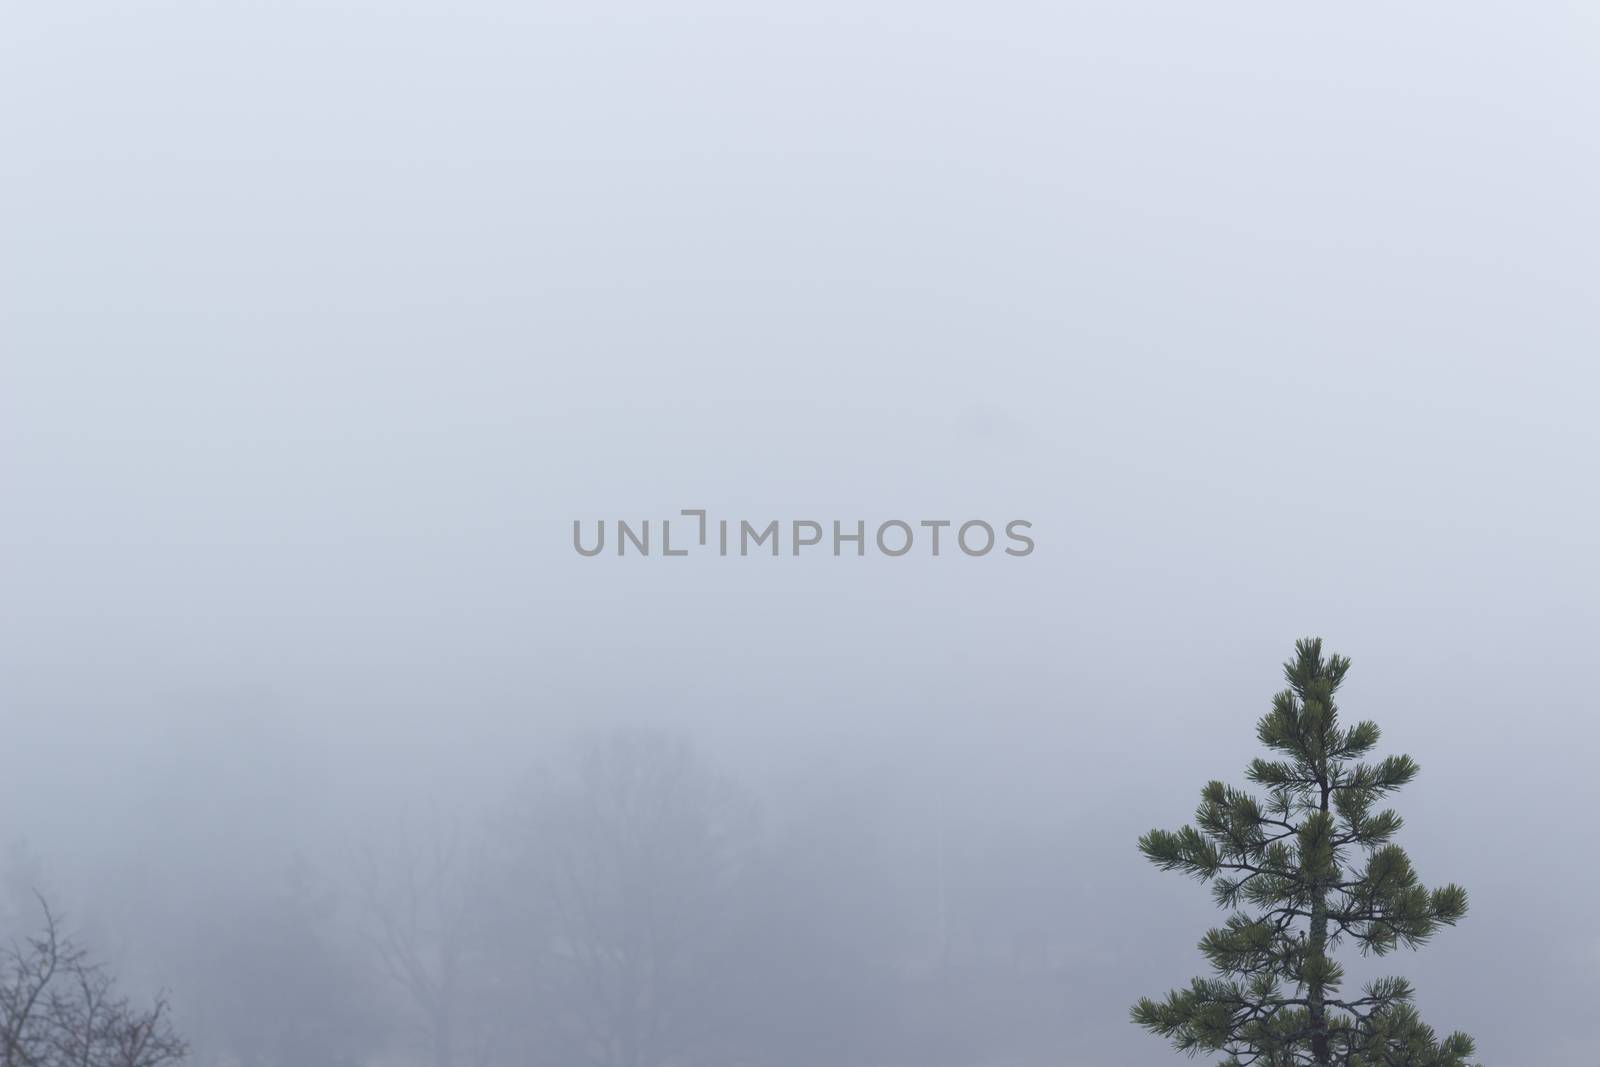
[1308,782,1331,1065]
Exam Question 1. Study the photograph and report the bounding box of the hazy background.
[2,2,1597,1064]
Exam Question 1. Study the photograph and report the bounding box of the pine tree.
[1132,639,1477,1067]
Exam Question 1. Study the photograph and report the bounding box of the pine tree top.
[1132,638,1476,1067]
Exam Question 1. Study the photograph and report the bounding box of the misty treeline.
[1,729,1080,1067]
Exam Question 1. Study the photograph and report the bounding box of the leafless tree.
[498,731,764,1067]
[358,812,486,1067]
[0,898,186,1067]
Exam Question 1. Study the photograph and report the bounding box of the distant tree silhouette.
[1133,639,1477,1067]
[496,731,763,1067]
[183,857,382,1067]
[358,811,486,1067]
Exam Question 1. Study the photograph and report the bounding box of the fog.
[2,2,1597,1064]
